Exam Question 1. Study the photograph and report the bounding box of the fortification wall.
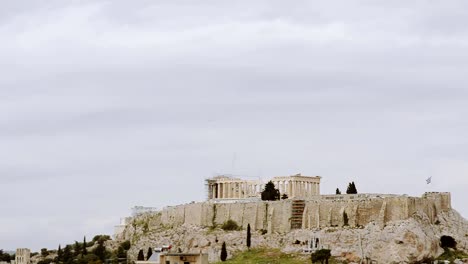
[128,192,451,235]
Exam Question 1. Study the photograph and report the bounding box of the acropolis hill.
[117,174,468,263]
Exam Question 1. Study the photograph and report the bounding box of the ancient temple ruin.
[205,173,321,200]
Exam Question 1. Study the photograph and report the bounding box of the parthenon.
[205,173,321,200]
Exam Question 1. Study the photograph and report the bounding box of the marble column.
[292,181,296,197]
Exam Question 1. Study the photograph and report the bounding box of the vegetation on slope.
[212,248,342,264]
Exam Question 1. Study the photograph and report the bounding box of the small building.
[15,249,30,264]
[159,253,208,264]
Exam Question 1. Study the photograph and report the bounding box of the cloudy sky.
[1,0,467,251]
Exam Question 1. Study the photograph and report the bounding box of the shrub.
[440,235,457,249]
[120,240,131,251]
[92,235,111,242]
[221,220,240,231]
[311,249,331,264]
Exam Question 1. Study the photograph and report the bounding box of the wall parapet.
[124,192,451,237]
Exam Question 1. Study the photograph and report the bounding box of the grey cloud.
[1,0,467,251]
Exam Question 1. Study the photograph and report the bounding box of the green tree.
[137,250,144,261]
[335,188,341,194]
[261,181,280,201]
[116,246,126,260]
[220,242,227,262]
[120,241,131,251]
[37,259,53,264]
[146,247,153,260]
[62,245,72,264]
[346,182,357,194]
[281,193,288,199]
[246,224,251,250]
[40,248,49,258]
[56,245,63,263]
[74,241,81,257]
[93,238,107,262]
[79,253,101,264]
[0,250,13,262]
[83,237,88,256]
[92,235,111,242]
[311,249,331,264]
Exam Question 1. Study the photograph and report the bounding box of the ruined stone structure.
[120,172,466,263]
[15,249,30,264]
[119,192,452,236]
[205,173,321,200]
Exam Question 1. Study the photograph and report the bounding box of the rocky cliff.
[121,206,467,263]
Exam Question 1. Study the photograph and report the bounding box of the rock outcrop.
[122,208,467,263]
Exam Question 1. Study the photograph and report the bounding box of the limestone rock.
[123,209,468,263]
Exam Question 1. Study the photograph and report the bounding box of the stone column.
[292,181,296,197]
[239,182,243,198]
[217,183,221,199]
[297,181,301,197]
[221,182,225,198]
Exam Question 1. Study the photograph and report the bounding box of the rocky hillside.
[121,209,468,263]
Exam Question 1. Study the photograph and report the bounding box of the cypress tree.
[57,245,62,262]
[336,188,341,194]
[137,250,145,261]
[246,224,251,250]
[352,182,358,194]
[82,236,87,256]
[220,242,227,261]
[346,182,357,194]
[146,247,153,260]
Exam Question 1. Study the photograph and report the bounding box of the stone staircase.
[291,200,305,229]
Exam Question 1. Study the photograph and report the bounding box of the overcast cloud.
[1,0,467,251]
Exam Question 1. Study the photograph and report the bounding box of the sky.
[1,0,467,252]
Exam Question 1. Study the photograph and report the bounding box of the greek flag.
[426,176,432,184]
